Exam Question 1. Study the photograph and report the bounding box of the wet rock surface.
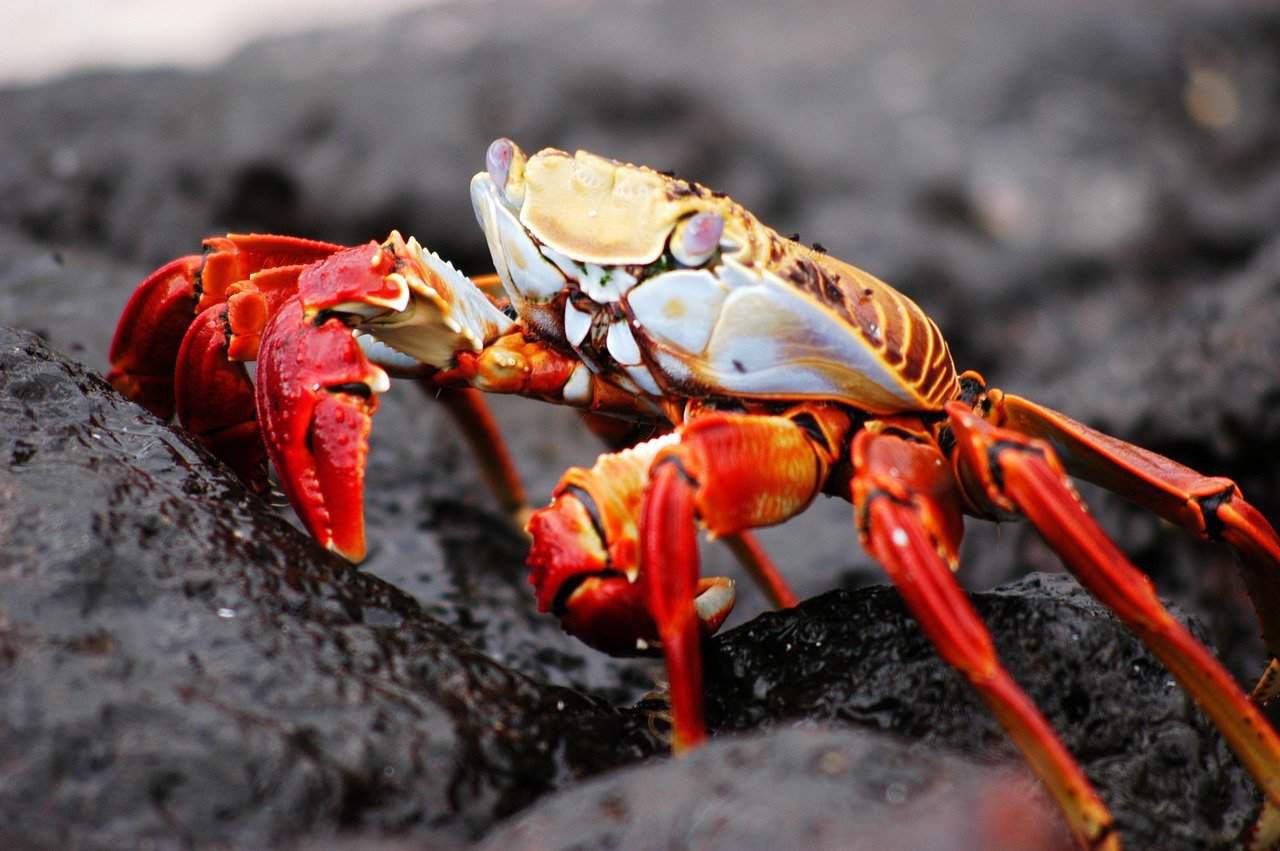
[0,327,661,850]
[703,574,1256,850]
[2,1,1280,849]
[476,726,1072,851]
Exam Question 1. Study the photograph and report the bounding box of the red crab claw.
[109,235,344,419]
[255,295,388,562]
[526,454,735,658]
[253,234,515,560]
[173,302,267,490]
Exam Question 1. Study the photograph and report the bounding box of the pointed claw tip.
[328,536,367,563]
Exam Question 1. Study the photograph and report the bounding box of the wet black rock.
[476,726,1071,851]
[0,327,661,851]
[702,573,1256,850]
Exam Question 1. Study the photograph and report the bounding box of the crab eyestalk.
[486,137,528,209]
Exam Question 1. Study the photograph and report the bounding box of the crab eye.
[486,137,527,208]
[670,211,724,267]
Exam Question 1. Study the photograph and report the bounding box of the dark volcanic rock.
[476,727,1072,851]
[0,327,661,851]
[703,573,1256,850]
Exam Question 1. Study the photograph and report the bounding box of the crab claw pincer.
[526,484,736,658]
[255,261,390,562]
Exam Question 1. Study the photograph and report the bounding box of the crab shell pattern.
[470,142,957,416]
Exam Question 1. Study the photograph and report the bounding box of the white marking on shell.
[626,268,726,356]
[496,201,565,302]
[580,262,636,303]
[606,320,643,365]
[562,362,592,404]
[685,258,916,411]
[541,244,584,282]
[541,244,634,304]
[650,348,693,384]
[623,363,661,395]
[891,528,909,547]
[564,301,593,348]
[472,172,564,306]
[331,301,387,319]
[472,173,509,288]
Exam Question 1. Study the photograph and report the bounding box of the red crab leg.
[171,263,318,491]
[107,255,202,418]
[639,406,853,751]
[108,234,343,419]
[255,296,386,561]
[850,428,1114,850]
[173,303,267,490]
[195,233,342,313]
[989,389,1280,700]
[641,458,706,752]
[574,409,798,609]
[947,401,1280,850]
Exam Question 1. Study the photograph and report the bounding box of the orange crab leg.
[194,233,342,313]
[637,407,852,750]
[947,402,1280,849]
[989,389,1280,700]
[719,530,799,610]
[850,428,1114,850]
[572,409,798,609]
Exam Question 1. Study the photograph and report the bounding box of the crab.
[107,138,1280,849]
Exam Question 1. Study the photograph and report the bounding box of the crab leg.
[572,409,798,609]
[637,406,853,750]
[988,389,1280,701]
[947,401,1280,850]
[108,234,342,419]
[107,255,202,418]
[850,428,1115,850]
[173,303,266,489]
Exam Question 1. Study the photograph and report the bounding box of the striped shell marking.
[471,140,958,414]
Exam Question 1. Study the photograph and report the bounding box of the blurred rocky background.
[2,0,1279,848]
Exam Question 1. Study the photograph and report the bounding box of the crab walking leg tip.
[947,405,1280,847]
